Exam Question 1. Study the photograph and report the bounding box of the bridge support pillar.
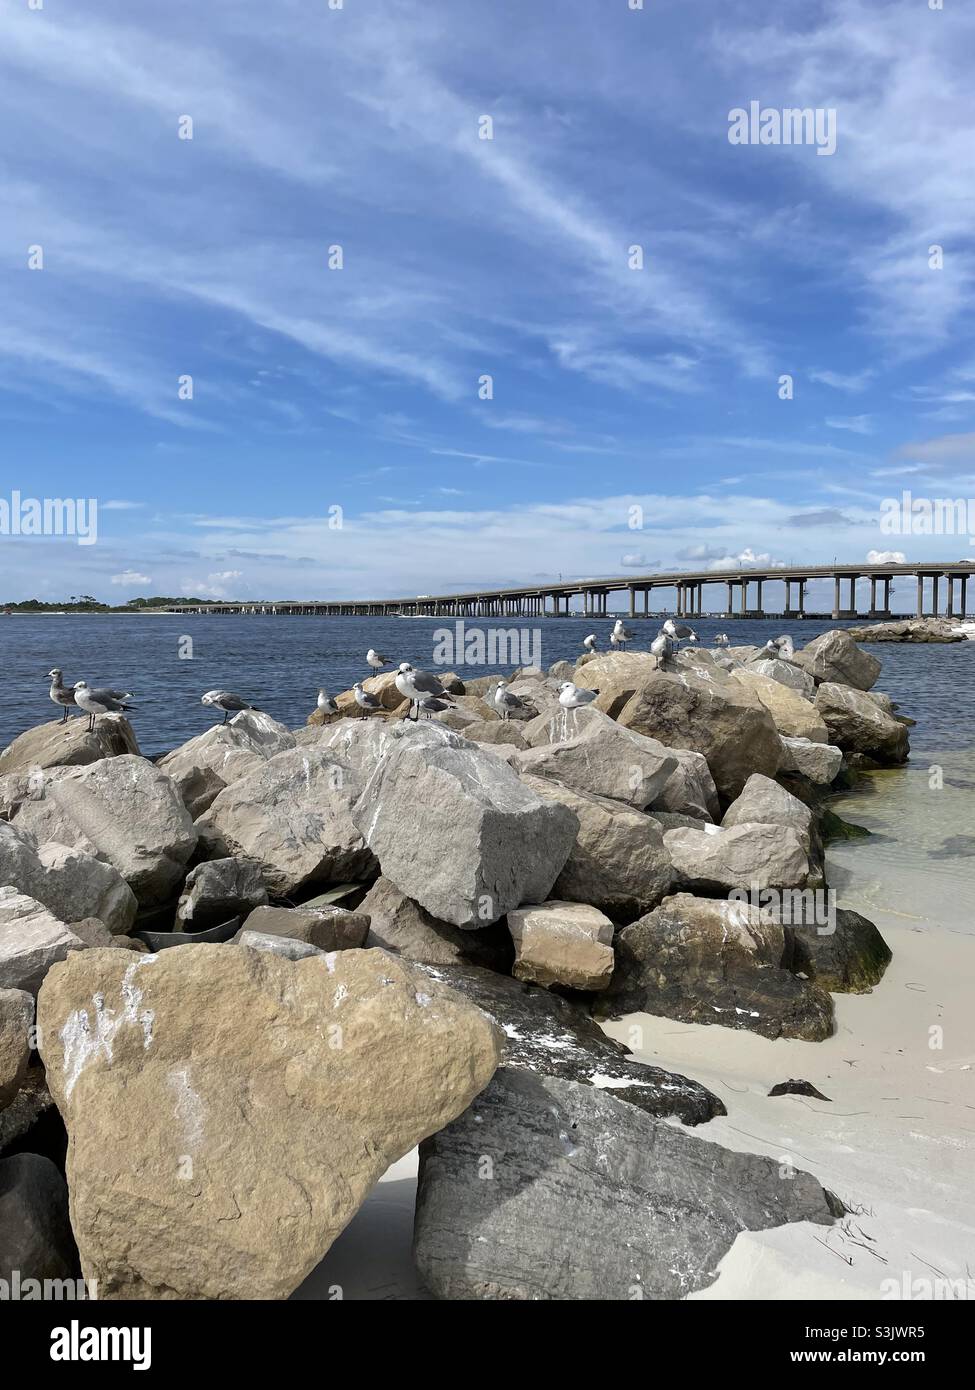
[917,575,924,617]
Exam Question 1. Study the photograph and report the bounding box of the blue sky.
[1,0,974,605]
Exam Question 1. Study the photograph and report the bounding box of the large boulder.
[510,707,676,810]
[306,672,409,725]
[11,756,197,908]
[721,773,814,847]
[0,1153,78,1283]
[175,857,268,930]
[745,656,817,698]
[412,962,722,1124]
[0,822,137,934]
[649,746,720,821]
[521,775,673,922]
[235,904,369,951]
[463,720,528,749]
[788,907,892,994]
[664,823,810,894]
[814,683,909,764]
[197,746,376,897]
[794,630,881,691]
[0,715,139,776]
[731,668,827,742]
[351,726,578,929]
[508,901,614,992]
[359,877,513,970]
[157,711,296,818]
[0,988,34,1110]
[779,736,844,786]
[414,1069,840,1300]
[613,667,781,802]
[0,889,87,996]
[37,944,502,1299]
[599,892,834,1042]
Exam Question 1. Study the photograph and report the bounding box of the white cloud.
[867,549,907,565]
[825,415,874,436]
[110,570,151,585]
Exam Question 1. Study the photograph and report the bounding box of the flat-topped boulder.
[599,892,834,1042]
[0,715,138,776]
[793,629,881,690]
[521,774,673,921]
[414,1069,840,1300]
[351,724,578,929]
[235,903,369,951]
[508,901,614,992]
[814,682,909,764]
[158,711,296,817]
[197,746,376,896]
[510,706,676,810]
[37,943,502,1300]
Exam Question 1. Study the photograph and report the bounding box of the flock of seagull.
[46,628,795,733]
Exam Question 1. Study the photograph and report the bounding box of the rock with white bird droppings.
[351,725,578,929]
[414,1068,841,1300]
[37,943,502,1300]
[196,746,377,896]
[0,889,89,996]
[157,711,296,818]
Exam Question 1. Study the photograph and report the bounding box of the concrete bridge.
[161,561,974,620]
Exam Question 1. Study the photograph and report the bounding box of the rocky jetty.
[0,626,902,1299]
[845,616,968,643]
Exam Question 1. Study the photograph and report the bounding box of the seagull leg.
[222,711,229,724]
[61,707,69,723]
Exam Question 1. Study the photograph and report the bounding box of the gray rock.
[0,1153,77,1282]
[236,904,369,951]
[359,877,512,969]
[0,1066,55,1158]
[412,963,723,1124]
[779,736,844,785]
[795,629,881,690]
[814,683,909,765]
[23,755,198,908]
[0,889,88,995]
[414,1069,840,1300]
[351,725,578,929]
[0,822,137,934]
[722,773,813,844]
[746,656,817,697]
[198,746,376,896]
[521,774,673,922]
[462,720,529,749]
[0,988,34,1110]
[176,857,269,930]
[649,745,720,821]
[157,711,296,818]
[598,892,834,1041]
[237,931,323,961]
[664,822,810,894]
[510,706,676,810]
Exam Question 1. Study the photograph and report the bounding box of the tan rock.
[508,901,614,991]
[731,668,828,743]
[0,988,34,1109]
[0,715,138,776]
[37,944,502,1299]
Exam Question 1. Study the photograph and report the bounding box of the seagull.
[201,690,258,724]
[557,681,599,710]
[775,634,795,659]
[366,649,393,672]
[73,680,135,732]
[713,633,730,648]
[317,688,338,715]
[352,682,384,714]
[418,696,451,720]
[650,631,678,667]
[582,633,597,652]
[48,668,76,722]
[611,619,634,650]
[394,662,455,721]
[491,680,528,722]
[662,619,698,646]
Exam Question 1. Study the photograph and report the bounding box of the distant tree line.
[1,595,211,612]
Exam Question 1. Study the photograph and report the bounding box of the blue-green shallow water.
[4,612,973,928]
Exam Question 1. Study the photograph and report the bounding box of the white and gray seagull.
[650,630,678,667]
[73,680,135,732]
[394,663,455,721]
[48,668,76,722]
[557,680,599,711]
[662,618,698,647]
[201,690,258,724]
[317,688,338,715]
[611,619,634,650]
[713,633,730,648]
[366,649,393,672]
[582,633,597,653]
[491,679,528,722]
[352,682,384,714]
[418,696,452,720]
